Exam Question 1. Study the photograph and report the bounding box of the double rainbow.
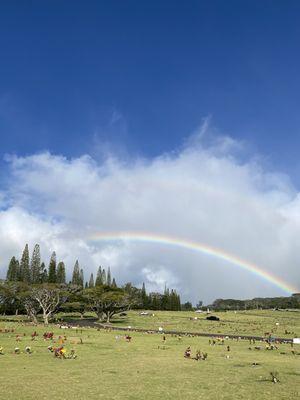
[89,231,298,295]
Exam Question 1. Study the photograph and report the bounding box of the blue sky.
[0,1,300,300]
[1,1,300,174]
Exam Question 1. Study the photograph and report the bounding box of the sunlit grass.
[0,310,299,400]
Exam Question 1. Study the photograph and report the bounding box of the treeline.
[4,243,181,314]
[138,283,181,311]
[209,295,300,311]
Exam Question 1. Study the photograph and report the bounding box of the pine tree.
[89,273,95,288]
[107,267,112,286]
[15,260,20,281]
[169,289,175,311]
[30,244,41,283]
[101,269,107,285]
[141,282,148,308]
[40,266,48,283]
[79,268,84,288]
[48,251,57,283]
[20,244,30,283]
[72,260,80,285]
[111,278,117,288]
[95,266,103,286]
[177,293,181,311]
[162,285,170,310]
[56,261,66,284]
[6,257,18,281]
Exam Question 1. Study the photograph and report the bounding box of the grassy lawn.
[1,310,300,399]
[60,309,300,339]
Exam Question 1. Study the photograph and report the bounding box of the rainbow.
[89,232,298,294]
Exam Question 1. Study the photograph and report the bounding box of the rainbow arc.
[89,231,298,294]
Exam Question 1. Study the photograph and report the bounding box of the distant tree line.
[208,295,300,311]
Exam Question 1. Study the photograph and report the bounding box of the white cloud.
[1,127,300,302]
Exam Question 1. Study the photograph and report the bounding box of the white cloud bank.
[0,129,300,303]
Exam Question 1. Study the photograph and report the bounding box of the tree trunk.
[96,311,103,321]
[43,311,49,325]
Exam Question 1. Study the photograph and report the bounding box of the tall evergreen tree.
[101,268,107,285]
[15,259,20,281]
[20,244,30,283]
[56,261,66,284]
[48,251,57,283]
[72,260,81,285]
[79,268,84,288]
[141,282,148,308]
[169,289,176,310]
[6,256,19,281]
[162,285,170,310]
[40,264,48,283]
[30,244,41,283]
[177,293,181,311]
[111,278,117,288]
[106,267,112,286]
[89,273,95,288]
[95,266,103,286]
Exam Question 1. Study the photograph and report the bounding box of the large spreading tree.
[85,285,136,323]
[30,284,65,325]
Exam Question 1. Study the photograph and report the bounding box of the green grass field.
[99,309,300,338]
[1,310,300,400]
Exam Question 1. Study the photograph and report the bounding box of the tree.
[101,269,107,285]
[30,244,41,284]
[79,269,84,288]
[62,290,87,319]
[169,289,181,311]
[85,286,135,322]
[6,257,19,282]
[141,282,148,308]
[30,284,64,325]
[111,278,117,288]
[88,273,94,288]
[19,289,40,323]
[48,252,57,283]
[0,281,28,315]
[181,301,193,311]
[56,262,66,284]
[107,267,112,286]
[40,263,48,283]
[95,266,103,286]
[162,286,170,310]
[0,281,19,314]
[20,244,30,283]
[72,260,81,285]
[196,300,203,309]
[148,292,163,310]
